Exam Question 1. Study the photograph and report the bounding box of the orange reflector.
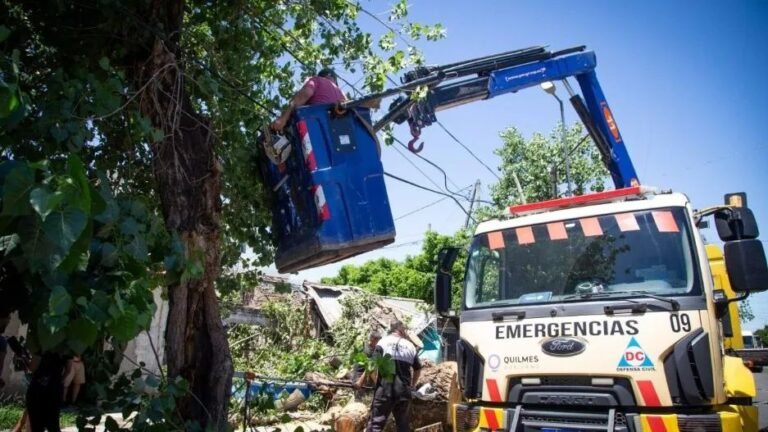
[516,226,535,244]
[547,222,568,240]
[615,213,640,232]
[488,231,505,250]
[507,186,648,216]
[580,217,602,237]
[652,211,679,233]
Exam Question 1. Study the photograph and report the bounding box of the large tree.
[489,123,608,208]
[1,0,442,428]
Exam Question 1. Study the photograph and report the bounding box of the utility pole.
[464,179,481,229]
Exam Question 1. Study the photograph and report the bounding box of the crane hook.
[407,122,425,153]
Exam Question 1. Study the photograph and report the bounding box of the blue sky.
[272,1,768,330]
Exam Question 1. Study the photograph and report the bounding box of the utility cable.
[436,121,501,180]
[391,136,465,196]
[390,143,445,192]
[394,184,473,221]
[384,172,474,223]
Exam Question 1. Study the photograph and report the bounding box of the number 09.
[670,313,691,333]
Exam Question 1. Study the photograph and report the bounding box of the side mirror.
[435,247,461,315]
[435,273,452,315]
[725,239,768,293]
[716,207,759,241]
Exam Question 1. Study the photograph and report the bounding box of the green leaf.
[126,236,148,262]
[58,219,92,272]
[66,153,91,212]
[98,57,110,71]
[49,285,72,316]
[50,125,69,143]
[1,164,34,216]
[67,317,98,354]
[18,216,57,271]
[108,307,140,343]
[29,187,64,221]
[0,25,10,43]
[36,317,66,351]
[100,242,118,267]
[0,82,19,118]
[42,208,88,265]
[119,217,139,236]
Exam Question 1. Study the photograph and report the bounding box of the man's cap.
[318,67,337,78]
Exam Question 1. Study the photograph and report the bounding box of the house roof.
[301,282,435,336]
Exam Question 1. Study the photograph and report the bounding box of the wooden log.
[334,401,370,432]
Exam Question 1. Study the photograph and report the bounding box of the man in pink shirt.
[270,68,346,132]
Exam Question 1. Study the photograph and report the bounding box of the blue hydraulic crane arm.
[346,46,640,188]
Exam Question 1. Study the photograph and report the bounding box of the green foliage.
[322,230,470,306]
[754,325,768,346]
[0,157,159,356]
[484,123,609,209]
[739,300,755,323]
[0,403,76,429]
[228,299,332,380]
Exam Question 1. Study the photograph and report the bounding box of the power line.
[394,184,473,221]
[384,171,474,223]
[436,121,500,180]
[390,142,445,192]
[391,135,465,195]
[382,240,424,250]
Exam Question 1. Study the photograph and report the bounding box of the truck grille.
[508,376,637,407]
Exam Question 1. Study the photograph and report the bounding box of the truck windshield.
[464,207,699,309]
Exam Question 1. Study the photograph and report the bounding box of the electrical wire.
[384,172,474,223]
[382,240,424,250]
[390,143,445,192]
[436,121,500,180]
[394,184,473,221]
[391,136,465,196]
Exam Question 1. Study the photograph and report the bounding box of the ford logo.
[541,337,586,357]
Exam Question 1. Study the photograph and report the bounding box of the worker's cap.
[388,319,406,333]
[318,67,337,78]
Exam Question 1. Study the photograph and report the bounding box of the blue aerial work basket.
[259,104,396,273]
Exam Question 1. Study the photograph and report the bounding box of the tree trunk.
[334,401,370,432]
[131,1,233,429]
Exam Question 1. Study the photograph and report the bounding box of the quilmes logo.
[488,354,501,372]
[617,337,655,371]
[541,337,586,357]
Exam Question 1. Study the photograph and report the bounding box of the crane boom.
[345,45,639,188]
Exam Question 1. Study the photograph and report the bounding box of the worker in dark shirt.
[365,319,422,432]
[26,351,67,432]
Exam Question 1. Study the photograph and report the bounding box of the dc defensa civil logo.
[616,337,655,371]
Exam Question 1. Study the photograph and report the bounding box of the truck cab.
[435,187,768,432]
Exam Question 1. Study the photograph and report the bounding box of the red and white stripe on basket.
[312,185,331,221]
[297,120,317,172]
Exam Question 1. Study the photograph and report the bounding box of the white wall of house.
[0,288,169,397]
